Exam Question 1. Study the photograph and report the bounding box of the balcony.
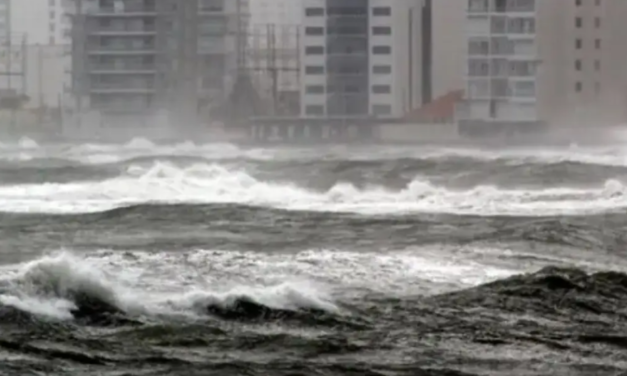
[87,45,157,55]
[88,24,157,36]
[90,82,155,94]
[90,3,157,17]
[89,63,157,75]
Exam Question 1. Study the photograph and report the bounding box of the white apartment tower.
[458,0,542,136]
[458,0,627,136]
[558,0,627,127]
[300,0,425,119]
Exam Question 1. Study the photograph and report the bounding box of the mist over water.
[1,138,627,375]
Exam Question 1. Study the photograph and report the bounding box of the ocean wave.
[3,252,627,331]
[0,253,341,325]
[0,154,626,191]
[430,266,627,322]
[0,161,625,215]
[4,138,627,165]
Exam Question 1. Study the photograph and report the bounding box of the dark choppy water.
[2,138,627,375]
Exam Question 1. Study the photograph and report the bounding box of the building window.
[306,85,324,94]
[305,27,324,36]
[595,82,601,95]
[305,46,324,55]
[595,17,601,28]
[575,39,582,49]
[372,45,391,55]
[576,0,581,5]
[575,59,581,71]
[575,17,582,28]
[372,7,391,16]
[372,26,392,35]
[372,104,392,115]
[305,65,324,74]
[305,105,324,116]
[468,0,489,12]
[327,7,367,16]
[596,0,601,5]
[372,85,391,94]
[595,60,601,71]
[468,59,490,77]
[305,7,324,16]
[575,82,582,92]
[372,65,392,74]
[595,39,601,49]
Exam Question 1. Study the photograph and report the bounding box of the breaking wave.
[0,161,625,215]
[0,253,341,326]
[3,252,627,332]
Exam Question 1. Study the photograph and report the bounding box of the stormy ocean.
[1,137,627,376]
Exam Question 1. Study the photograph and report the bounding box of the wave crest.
[0,161,625,216]
[0,253,339,325]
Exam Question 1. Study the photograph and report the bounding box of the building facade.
[458,0,627,136]
[554,0,627,127]
[299,0,425,119]
[432,0,464,99]
[64,0,249,134]
[12,0,70,45]
[458,0,542,136]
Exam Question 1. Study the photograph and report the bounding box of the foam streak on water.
[0,246,522,320]
[1,140,627,376]
[0,160,624,215]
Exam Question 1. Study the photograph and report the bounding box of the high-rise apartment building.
[457,0,542,136]
[66,0,249,131]
[300,0,426,119]
[556,0,627,127]
[457,0,627,136]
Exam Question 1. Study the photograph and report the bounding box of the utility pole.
[37,43,44,124]
[21,35,26,98]
[267,23,278,115]
[408,7,413,110]
[6,35,11,92]
[5,0,10,93]
[38,44,44,108]
[421,0,433,104]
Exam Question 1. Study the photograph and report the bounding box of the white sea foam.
[0,245,523,320]
[18,137,39,150]
[2,139,627,167]
[0,161,624,215]
[0,252,341,320]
